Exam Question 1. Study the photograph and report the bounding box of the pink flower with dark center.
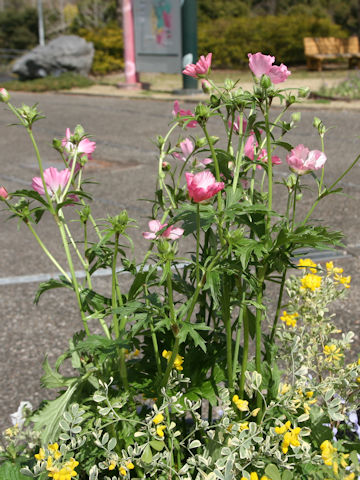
[172,101,198,128]
[248,52,291,84]
[185,170,225,203]
[183,53,212,78]
[32,167,71,198]
[286,144,327,175]
[143,220,184,240]
[0,186,8,199]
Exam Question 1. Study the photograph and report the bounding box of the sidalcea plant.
[0,52,359,479]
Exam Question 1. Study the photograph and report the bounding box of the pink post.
[119,0,141,89]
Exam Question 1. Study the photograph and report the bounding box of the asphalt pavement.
[1,90,360,431]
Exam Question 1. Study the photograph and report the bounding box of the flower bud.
[195,103,210,123]
[74,124,85,138]
[162,161,170,171]
[313,117,326,137]
[0,186,8,199]
[210,94,220,108]
[224,78,236,90]
[79,205,90,223]
[286,95,296,107]
[0,87,10,103]
[291,112,301,123]
[195,137,208,148]
[52,138,63,152]
[201,79,212,94]
[156,135,165,148]
[260,74,272,89]
[298,87,310,98]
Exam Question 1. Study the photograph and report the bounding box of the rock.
[12,35,94,80]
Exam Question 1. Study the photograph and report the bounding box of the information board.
[133,0,182,73]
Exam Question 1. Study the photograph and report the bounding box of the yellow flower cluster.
[323,344,343,363]
[278,383,291,395]
[232,395,249,412]
[240,472,270,480]
[320,440,350,475]
[298,258,317,273]
[326,261,351,288]
[280,311,299,327]
[162,349,184,371]
[152,412,166,438]
[301,273,322,291]
[274,421,301,454]
[34,443,79,480]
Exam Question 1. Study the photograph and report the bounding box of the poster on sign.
[133,0,182,73]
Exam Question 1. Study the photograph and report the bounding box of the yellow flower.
[345,473,355,480]
[35,447,45,461]
[126,462,135,470]
[251,408,260,417]
[323,344,343,362]
[332,461,339,476]
[275,420,291,435]
[320,440,337,466]
[48,443,59,452]
[156,425,166,438]
[280,311,298,327]
[119,466,127,476]
[305,391,314,398]
[162,350,184,371]
[301,273,322,291]
[109,460,117,471]
[340,453,349,469]
[334,273,351,288]
[239,422,249,431]
[298,258,317,273]
[152,413,164,425]
[232,395,249,411]
[250,473,259,480]
[326,261,343,275]
[279,383,291,395]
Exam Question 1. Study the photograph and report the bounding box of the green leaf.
[265,464,281,480]
[11,189,49,207]
[71,335,128,356]
[34,276,72,304]
[177,322,210,353]
[31,381,78,443]
[149,440,165,451]
[282,471,293,480]
[141,444,153,464]
[80,288,112,312]
[0,463,30,479]
[172,203,216,236]
[40,356,76,389]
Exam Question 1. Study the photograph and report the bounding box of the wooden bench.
[303,37,360,71]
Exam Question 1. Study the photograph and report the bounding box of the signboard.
[133,0,182,73]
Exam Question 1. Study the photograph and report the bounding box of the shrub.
[76,24,124,75]
[0,7,38,52]
[198,15,347,67]
[2,73,94,92]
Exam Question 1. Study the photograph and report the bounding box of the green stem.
[28,129,54,210]
[112,233,120,337]
[233,281,246,382]
[291,176,300,230]
[223,276,233,391]
[255,269,266,416]
[238,307,249,400]
[166,262,176,324]
[269,270,287,343]
[57,213,90,335]
[196,203,200,286]
[26,222,71,282]
[264,101,273,229]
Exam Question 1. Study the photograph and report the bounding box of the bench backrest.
[303,36,359,55]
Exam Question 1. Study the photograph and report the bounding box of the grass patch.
[316,72,360,99]
[2,72,95,92]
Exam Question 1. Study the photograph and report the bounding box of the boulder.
[12,35,94,80]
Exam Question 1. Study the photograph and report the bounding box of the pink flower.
[173,138,195,162]
[142,220,184,240]
[286,144,327,175]
[183,53,212,78]
[185,170,225,203]
[269,63,291,84]
[244,134,282,169]
[172,101,198,128]
[257,149,282,169]
[248,52,275,77]
[32,167,71,197]
[229,116,247,134]
[62,128,96,169]
[248,52,291,84]
[195,158,212,169]
[0,186,8,199]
